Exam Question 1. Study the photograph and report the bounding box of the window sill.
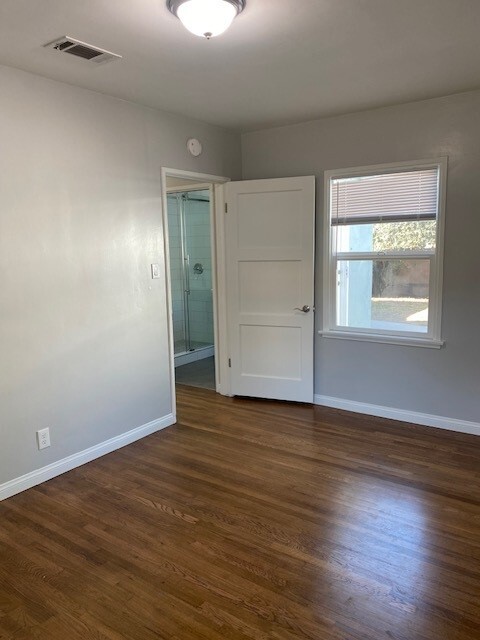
[319,330,444,349]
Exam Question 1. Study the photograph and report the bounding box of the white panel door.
[226,177,315,402]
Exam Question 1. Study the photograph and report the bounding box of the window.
[322,159,446,347]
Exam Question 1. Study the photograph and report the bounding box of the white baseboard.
[0,413,176,502]
[314,395,480,437]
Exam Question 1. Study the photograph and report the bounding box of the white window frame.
[321,158,447,348]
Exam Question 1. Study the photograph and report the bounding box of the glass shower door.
[167,190,214,356]
[167,193,188,354]
[183,191,214,351]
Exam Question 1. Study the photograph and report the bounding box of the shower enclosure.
[167,189,214,362]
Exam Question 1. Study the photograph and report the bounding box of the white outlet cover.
[37,428,51,450]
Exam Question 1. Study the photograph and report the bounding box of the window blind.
[331,168,439,226]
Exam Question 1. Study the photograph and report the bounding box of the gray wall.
[242,91,480,423]
[0,64,241,486]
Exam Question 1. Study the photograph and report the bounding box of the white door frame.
[160,167,230,419]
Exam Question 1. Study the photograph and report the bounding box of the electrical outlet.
[36,428,51,450]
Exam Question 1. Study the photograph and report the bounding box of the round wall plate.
[187,138,203,157]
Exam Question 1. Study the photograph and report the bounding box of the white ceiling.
[1,0,480,131]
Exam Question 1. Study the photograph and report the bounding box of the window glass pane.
[336,259,430,333]
[334,220,436,253]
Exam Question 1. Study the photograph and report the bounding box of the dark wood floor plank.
[1,384,479,639]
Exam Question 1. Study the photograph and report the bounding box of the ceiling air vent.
[44,37,122,65]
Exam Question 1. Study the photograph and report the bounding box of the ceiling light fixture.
[167,0,246,39]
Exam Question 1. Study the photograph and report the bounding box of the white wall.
[242,90,480,424]
[0,64,241,488]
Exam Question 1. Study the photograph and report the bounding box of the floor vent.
[44,37,122,65]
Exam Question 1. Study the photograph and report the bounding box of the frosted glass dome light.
[168,0,246,39]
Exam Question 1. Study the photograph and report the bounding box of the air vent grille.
[44,37,122,65]
[64,45,104,60]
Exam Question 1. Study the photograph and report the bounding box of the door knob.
[294,305,311,313]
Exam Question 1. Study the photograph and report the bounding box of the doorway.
[162,169,315,413]
[161,168,230,416]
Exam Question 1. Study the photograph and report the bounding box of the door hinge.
[225,202,228,213]
[228,358,231,368]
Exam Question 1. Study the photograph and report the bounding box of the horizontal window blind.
[331,168,439,226]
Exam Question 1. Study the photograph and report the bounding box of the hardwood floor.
[1,386,479,639]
